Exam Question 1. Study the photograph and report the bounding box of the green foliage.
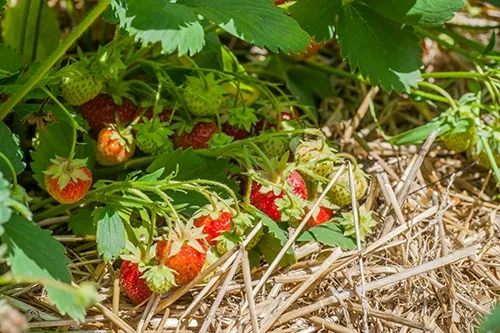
[298,222,356,250]
[480,306,500,333]
[0,0,6,15]
[256,211,295,266]
[0,121,25,181]
[0,43,23,86]
[95,206,126,262]
[68,208,96,236]
[179,0,310,53]
[1,0,61,64]
[30,122,95,189]
[110,0,309,56]
[288,0,338,42]
[337,2,421,92]
[2,215,89,320]
[0,173,31,235]
[364,0,466,26]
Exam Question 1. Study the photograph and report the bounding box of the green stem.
[434,26,500,56]
[479,136,500,187]
[445,22,500,30]
[0,152,17,189]
[410,89,450,104]
[41,87,78,162]
[0,0,110,120]
[303,60,364,82]
[248,141,278,181]
[204,23,218,34]
[417,81,457,109]
[421,72,488,80]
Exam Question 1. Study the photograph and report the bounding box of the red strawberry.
[120,261,152,304]
[156,223,207,285]
[173,122,218,150]
[44,156,92,204]
[222,122,250,141]
[96,126,136,166]
[80,95,136,131]
[306,206,333,228]
[251,170,307,221]
[194,210,233,246]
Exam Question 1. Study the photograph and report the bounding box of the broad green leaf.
[179,0,311,54]
[68,208,96,236]
[298,222,356,250]
[480,306,500,333]
[0,0,6,15]
[364,0,466,27]
[96,206,126,262]
[0,172,31,235]
[337,2,421,92]
[0,44,23,83]
[110,0,205,56]
[0,121,25,181]
[257,233,296,267]
[2,215,88,320]
[30,122,95,189]
[1,0,61,63]
[288,0,338,42]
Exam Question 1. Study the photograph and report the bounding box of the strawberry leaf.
[68,208,96,236]
[0,121,25,181]
[364,0,466,26]
[297,222,356,250]
[0,0,6,15]
[110,0,205,56]
[95,206,126,262]
[2,215,90,320]
[257,233,295,267]
[337,2,421,92]
[178,0,311,54]
[288,0,339,42]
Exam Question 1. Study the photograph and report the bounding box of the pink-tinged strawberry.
[173,121,218,150]
[80,95,136,131]
[251,170,307,221]
[44,156,92,204]
[61,66,103,106]
[96,125,136,166]
[156,223,207,285]
[120,261,152,304]
[329,168,369,207]
[193,205,233,246]
[142,264,177,294]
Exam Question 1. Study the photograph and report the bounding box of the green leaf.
[298,222,356,250]
[288,0,338,42]
[30,122,95,189]
[96,206,126,262]
[2,215,87,320]
[179,0,311,53]
[480,306,500,333]
[0,43,23,82]
[364,0,466,26]
[0,173,31,235]
[110,0,205,56]
[0,0,6,15]
[0,121,25,181]
[337,2,421,92]
[68,208,96,236]
[257,233,295,267]
[483,31,496,55]
[484,0,500,6]
[1,0,61,63]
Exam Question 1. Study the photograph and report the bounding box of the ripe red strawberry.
[120,261,152,304]
[222,123,250,140]
[96,126,136,166]
[173,122,218,150]
[44,156,92,204]
[61,67,103,106]
[306,206,333,228]
[329,168,369,207]
[156,224,207,285]
[251,170,307,221]
[80,95,136,131]
[194,210,233,246]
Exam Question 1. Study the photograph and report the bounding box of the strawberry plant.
[0,0,496,330]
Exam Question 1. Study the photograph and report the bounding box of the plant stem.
[0,0,110,120]
[303,60,364,82]
[479,136,500,187]
[0,152,17,189]
[41,87,78,163]
[417,81,457,109]
[421,72,488,80]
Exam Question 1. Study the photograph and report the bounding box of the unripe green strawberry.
[142,265,176,294]
[134,118,174,156]
[329,168,368,207]
[295,140,336,178]
[443,129,475,153]
[201,247,220,283]
[261,136,289,158]
[183,73,226,116]
[245,228,264,251]
[61,67,103,106]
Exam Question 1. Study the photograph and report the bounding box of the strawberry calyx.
[142,264,177,293]
[107,123,135,153]
[339,204,377,242]
[167,221,207,258]
[43,156,91,190]
[227,106,259,132]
